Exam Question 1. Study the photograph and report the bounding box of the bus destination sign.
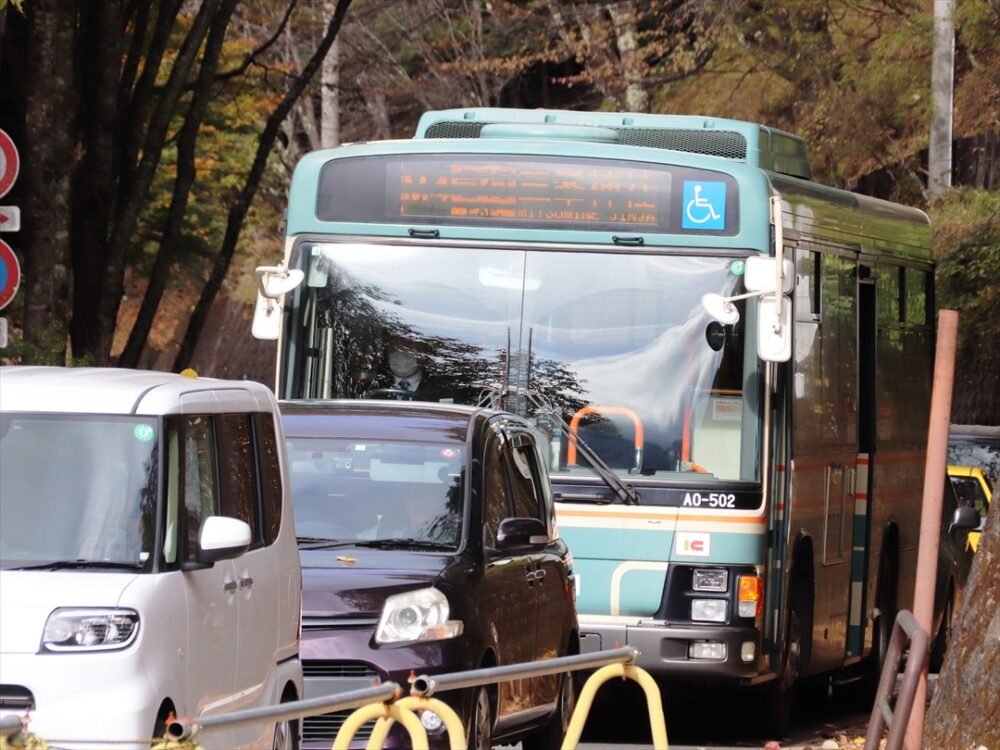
[394,160,663,227]
[317,153,738,235]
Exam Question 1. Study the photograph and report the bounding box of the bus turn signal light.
[737,575,763,618]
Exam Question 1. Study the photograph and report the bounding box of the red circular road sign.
[0,239,21,311]
[0,129,20,199]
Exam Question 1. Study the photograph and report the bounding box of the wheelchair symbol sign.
[682,181,726,230]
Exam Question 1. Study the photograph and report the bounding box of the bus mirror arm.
[256,264,305,300]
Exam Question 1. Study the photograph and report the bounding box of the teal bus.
[253,108,934,727]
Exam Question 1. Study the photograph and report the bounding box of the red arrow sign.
[0,239,21,311]
[0,130,20,200]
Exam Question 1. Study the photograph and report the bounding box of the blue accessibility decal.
[681,181,726,230]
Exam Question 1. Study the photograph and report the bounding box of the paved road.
[509,676,880,750]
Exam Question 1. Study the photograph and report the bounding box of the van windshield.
[0,414,159,572]
[286,437,465,548]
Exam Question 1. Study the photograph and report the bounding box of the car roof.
[0,366,278,416]
[279,399,514,442]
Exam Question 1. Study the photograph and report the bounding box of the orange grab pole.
[566,406,644,466]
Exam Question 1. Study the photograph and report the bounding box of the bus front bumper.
[578,620,762,679]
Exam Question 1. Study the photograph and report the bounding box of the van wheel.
[522,672,576,750]
[151,703,175,747]
[468,685,493,750]
[273,693,299,750]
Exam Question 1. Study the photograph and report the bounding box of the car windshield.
[280,243,759,482]
[0,414,159,571]
[286,436,465,548]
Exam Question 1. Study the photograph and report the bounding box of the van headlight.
[375,588,463,644]
[41,608,140,652]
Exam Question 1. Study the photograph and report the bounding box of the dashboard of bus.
[279,240,761,483]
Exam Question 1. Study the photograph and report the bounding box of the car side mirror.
[948,506,982,535]
[197,516,252,564]
[496,517,548,550]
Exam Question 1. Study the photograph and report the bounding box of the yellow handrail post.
[332,701,427,750]
[366,695,466,750]
[561,663,668,750]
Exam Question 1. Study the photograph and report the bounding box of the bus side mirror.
[758,295,792,362]
[252,265,304,340]
[701,256,794,363]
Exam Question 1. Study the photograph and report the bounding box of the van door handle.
[223,578,238,593]
[238,576,254,590]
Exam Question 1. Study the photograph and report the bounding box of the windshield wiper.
[12,560,145,571]
[297,537,358,550]
[353,539,453,551]
[522,388,640,505]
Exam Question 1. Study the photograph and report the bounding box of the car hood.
[0,571,137,653]
[300,548,455,618]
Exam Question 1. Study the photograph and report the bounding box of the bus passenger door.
[790,248,858,674]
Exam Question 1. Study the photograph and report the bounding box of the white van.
[0,367,303,749]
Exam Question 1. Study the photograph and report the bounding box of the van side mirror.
[948,506,982,535]
[197,516,252,564]
[496,517,548,550]
[252,265,304,340]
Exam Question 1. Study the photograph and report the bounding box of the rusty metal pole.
[904,309,958,750]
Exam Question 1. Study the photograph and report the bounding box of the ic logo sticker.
[674,531,711,557]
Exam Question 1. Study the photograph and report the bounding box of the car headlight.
[375,588,463,644]
[41,608,140,652]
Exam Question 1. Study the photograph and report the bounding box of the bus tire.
[865,544,897,700]
[759,572,811,738]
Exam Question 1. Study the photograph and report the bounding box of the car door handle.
[238,576,254,590]
[223,578,238,593]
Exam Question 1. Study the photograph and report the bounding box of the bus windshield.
[281,242,759,482]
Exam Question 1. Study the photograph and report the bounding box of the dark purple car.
[280,400,579,749]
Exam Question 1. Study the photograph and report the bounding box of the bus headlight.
[692,568,728,592]
[41,608,139,652]
[691,599,727,622]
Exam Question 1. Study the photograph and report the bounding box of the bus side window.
[877,265,903,324]
[904,267,929,328]
[795,249,821,321]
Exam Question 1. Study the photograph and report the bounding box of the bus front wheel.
[759,576,811,738]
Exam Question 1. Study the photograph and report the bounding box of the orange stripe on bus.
[556,509,767,524]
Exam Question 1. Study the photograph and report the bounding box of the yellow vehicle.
[947,465,993,552]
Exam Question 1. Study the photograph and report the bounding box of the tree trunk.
[90,0,217,365]
[20,0,77,363]
[924,496,999,747]
[321,33,340,148]
[608,3,647,113]
[173,0,353,371]
[118,0,238,369]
